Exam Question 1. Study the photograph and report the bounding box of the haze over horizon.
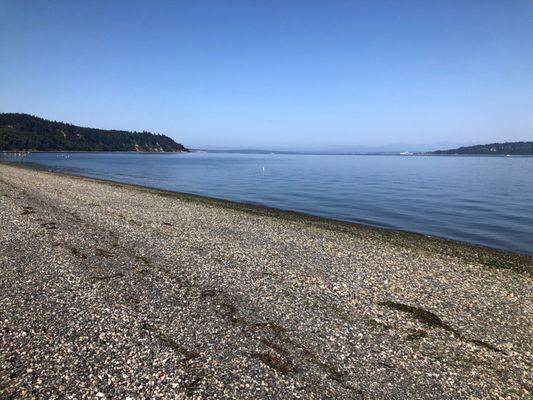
[1,1,532,149]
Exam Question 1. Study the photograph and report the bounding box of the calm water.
[3,152,533,255]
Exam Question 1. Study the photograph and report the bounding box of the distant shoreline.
[4,150,533,158]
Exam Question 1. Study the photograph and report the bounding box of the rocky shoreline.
[1,163,531,399]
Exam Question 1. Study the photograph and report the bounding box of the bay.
[4,152,533,255]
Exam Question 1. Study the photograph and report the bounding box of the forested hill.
[432,141,533,155]
[0,113,188,152]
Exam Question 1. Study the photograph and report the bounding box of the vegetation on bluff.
[0,113,188,152]
[433,141,533,155]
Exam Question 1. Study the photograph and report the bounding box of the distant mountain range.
[0,113,188,152]
[196,141,533,156]
[432,141,533,155]
[192,142,466,154]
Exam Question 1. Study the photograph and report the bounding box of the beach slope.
[0,164,531,399]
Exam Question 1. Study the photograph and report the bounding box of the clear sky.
[1,1,532,149]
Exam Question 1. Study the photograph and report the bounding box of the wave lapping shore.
[0,164,531,399]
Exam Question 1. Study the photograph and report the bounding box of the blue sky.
[1,1,532,149]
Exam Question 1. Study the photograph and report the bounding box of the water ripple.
[5,152,533,255]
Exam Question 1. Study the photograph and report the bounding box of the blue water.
[3,152,533,255]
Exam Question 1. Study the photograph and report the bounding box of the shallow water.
[4,152,533,255]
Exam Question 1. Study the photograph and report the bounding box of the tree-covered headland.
[0,113,188,152]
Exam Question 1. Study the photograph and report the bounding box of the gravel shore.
[1,163,532,399]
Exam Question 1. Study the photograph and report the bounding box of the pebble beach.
[0,163,532,399]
